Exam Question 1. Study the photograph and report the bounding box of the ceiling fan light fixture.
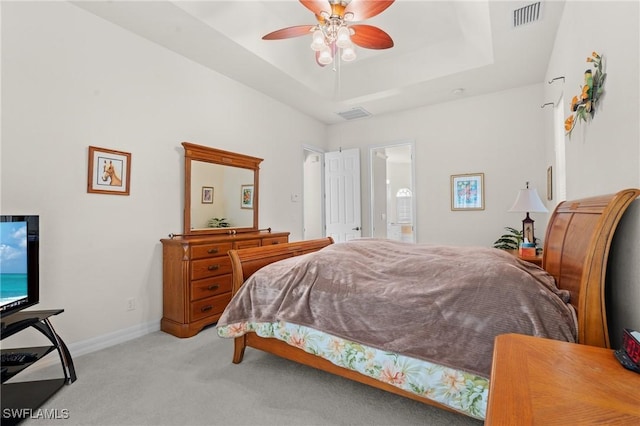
[263,0,395,67]
[341,45,356,62]
[336,25,351,48]
[318,44,333,65]
[310,29,325,51]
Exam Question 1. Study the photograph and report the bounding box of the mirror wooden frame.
[182,142,262,235]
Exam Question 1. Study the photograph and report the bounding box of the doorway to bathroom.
[369,141,416,243]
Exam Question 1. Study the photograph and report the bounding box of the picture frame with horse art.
[87,146,131,195]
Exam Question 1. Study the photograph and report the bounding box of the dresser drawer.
[234,239,261,249]
[191,275,232,302]
[262,236,289,246]
[191,242,233,260]
[191,256,232,280]
[190,293,232,322]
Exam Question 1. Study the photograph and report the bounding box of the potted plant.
[208,217,231,228]
[493,227,523,250]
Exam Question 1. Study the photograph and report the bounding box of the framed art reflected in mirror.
[202,186,213,204]
[241,184,254,209]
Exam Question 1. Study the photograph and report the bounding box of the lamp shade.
[341,45,356,61]
[508,188,548,213]
[317,44,333,65]
[336,26,351,48]
[310,29,325,51]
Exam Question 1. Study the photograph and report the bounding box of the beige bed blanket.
[217,239,577,378]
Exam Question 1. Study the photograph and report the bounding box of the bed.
[216,188,640,420]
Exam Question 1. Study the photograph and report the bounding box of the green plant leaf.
[493,227,523,250]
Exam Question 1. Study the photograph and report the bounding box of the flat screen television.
[0,215,39,317]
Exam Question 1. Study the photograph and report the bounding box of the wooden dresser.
[160,230,289,338]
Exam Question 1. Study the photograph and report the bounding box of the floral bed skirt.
[217,321,488,420]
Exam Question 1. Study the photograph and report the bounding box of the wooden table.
[506,249,543,266]
[486,334,640,425]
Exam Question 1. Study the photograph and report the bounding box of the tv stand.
[1,310,76,425]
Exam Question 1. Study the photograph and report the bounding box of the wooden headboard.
[543,188,640,348]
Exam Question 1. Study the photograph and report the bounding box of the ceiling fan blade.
[350,25,394,49]
[262,25,315,40]
[299,0,330,16]
[345,0,395,21]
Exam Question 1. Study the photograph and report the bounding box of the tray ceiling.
[72,1,565,124]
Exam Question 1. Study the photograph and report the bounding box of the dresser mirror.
[183,142,262,235]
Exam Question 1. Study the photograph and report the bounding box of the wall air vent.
[513,2,541,28]
[336,107,371,121]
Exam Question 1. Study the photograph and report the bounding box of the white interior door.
[325,148,361,242]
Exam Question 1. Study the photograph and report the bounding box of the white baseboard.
[69,319,161,358]
[23,319,161,373]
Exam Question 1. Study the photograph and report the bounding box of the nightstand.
[506,248,543,267]
[486,334,640,425]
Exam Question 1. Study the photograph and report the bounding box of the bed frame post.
[233,335,246,363]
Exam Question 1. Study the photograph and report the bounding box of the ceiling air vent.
[336,107,371,121]
[513,2,541,28]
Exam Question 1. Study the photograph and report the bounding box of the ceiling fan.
[262,0,395,66]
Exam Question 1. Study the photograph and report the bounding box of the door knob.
[352,227,361,231]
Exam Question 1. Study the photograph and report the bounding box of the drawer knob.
[208,264,220,271]
[201,305,213,312]
[207,284,220,291]
[272,241,279,244]
[207,248,219,254]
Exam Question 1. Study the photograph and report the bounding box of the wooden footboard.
[228,237,334,294]
[228,237,334,363]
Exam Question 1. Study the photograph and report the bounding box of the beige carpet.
[16,325,483,425]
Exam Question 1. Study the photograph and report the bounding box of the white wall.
[1,2,326,349]
[543,0,640,347]
[545,1,639,197]
[328,84,549,247]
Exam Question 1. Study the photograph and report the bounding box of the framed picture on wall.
[202,186,213,204]
[451,173,484,211]
[241,184,254,209]
[87,146,131,195]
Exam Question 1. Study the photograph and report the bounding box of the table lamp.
[508,182,548,246]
